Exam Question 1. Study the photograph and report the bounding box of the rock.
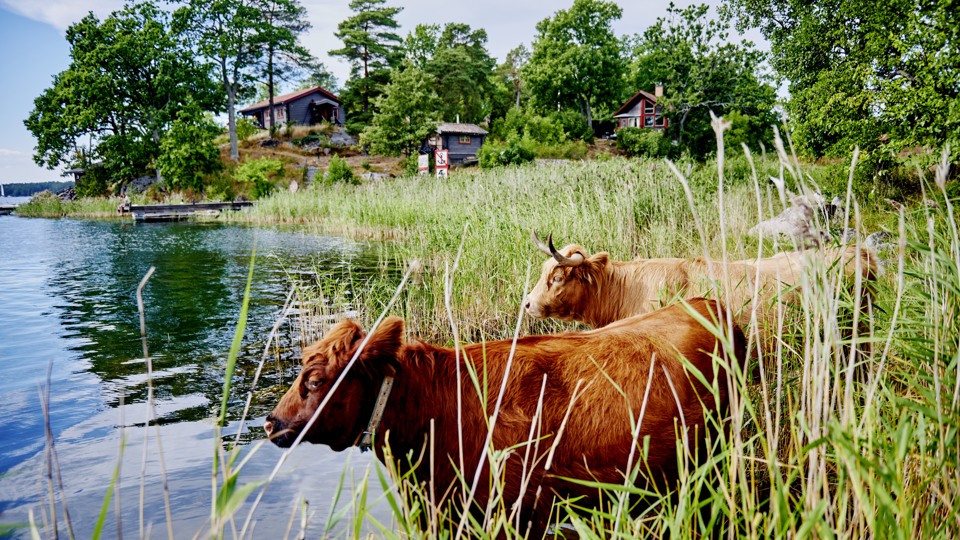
[125,175,159,195]
[289,180,299,193]
[260,139,280,148]
[360,172,389,182]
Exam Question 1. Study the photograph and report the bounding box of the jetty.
[0,205,16,216]
[129,201,254,222]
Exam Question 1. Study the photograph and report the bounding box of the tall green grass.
[25,134,960,538]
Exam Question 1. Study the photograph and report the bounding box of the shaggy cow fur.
[265,299,746,538]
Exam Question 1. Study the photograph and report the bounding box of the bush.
[616,127,670,159]
[491,108,566,145]
[235,158,284,199]
[157,107,222,192]
[550,110,594,142]
[477,137,536,168]
[324,155,358,185]
[235,116,259,141]
[75,164,111,198]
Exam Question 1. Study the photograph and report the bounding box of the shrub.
[75,164,111,198]
[235,158,284,199]
[616,127,670,159]
[477,137,536,168]
[550,109,594,142]
[324,155,358,185]
[235,116,259,141]
[157,107,222,193]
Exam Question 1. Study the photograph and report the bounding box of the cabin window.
[644,116,654,127]
[644,102,654,115]
[458,135,472,144]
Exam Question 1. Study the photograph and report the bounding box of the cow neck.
[586,263,629,328]
[357,375,395,452]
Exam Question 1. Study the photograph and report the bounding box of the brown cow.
[265,299,746,538]
[525,231,877,351]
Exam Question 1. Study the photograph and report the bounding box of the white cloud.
[0,148,24,157]
[0,0,124,31]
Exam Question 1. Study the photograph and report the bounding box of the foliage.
[726,0,960,157]
[360,60,439,157]
[550,109,594,142]
[296,62,340,94]
[496,45,531,111]
[625,3,778,158]
[615,127,671,159]
[235,157,283,198]
[235,116,260,141]
[156,105,223,192]
[477,137,535,168]
[409,23,499,124]
[0,181,74,197]
[525,0,626,125]
[24,1,220,184]
[323,155,359,185]
[173,0,267,162]
[329,0,404,131]
[491,108,564,145]
[75,165,112,198]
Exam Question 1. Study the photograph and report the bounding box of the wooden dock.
[0,205,16,216]
[129,201,254,222]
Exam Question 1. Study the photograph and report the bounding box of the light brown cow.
[265,299,746,538]
[525,231,877,349]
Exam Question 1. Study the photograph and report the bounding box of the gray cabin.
[425,123,488,164]
[239,86,343,129]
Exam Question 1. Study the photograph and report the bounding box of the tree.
[427,24,498,124]
[498,45,531,110]
[24,2,219,184]
[360,60,439,156]
[329,0,403,132]
[253,0,314,137]
[173,0,265,162]
[524,0,626,126]
[626,3,778,157]
[726,0,960,157]
[296,63,340,94]
[156,104,223,192]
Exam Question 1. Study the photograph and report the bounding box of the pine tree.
[329,0,403,132]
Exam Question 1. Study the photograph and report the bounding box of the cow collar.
[358,375,395,452]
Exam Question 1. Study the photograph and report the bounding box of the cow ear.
[304,319,364,365]
[578,252,609,284]
[357,316,405,375]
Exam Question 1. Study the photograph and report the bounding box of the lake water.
[0,215,394,537]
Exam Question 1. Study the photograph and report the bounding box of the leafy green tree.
[156,105,223,192]
[173,0,266,162]
[525,0,626,126]
[498,45,531,110]
[403,23,500,124]
[626,3,778,157]
[324,155,359,185]
[296,63,340,94]
[726,0,959,157]
[360,60,439,156]
[24,2,219,184]
[254,0,314,137]
[329,0,403,132]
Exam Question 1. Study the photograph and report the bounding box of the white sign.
[435,149,449,169]
[436,167,448,178]
[417,154,429,175]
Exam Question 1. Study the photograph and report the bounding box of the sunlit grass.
[22,136,960,538]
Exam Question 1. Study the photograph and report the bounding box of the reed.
[24,138,960,538]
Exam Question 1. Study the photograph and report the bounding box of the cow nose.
[264,418,274,435]
[524,300,531,310]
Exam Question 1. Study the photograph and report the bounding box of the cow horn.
[547,234,585,267]
[531,229,553,256]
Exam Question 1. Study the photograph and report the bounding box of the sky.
[0,0,762,184]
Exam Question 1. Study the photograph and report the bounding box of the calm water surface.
[0,215,394,537]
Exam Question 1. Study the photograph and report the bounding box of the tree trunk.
[268,45,276,139]
[584,97,593,127]
[223,57,239,162]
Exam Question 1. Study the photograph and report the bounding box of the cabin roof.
[612,90,659,118]
[239,86,340,113]
[436,122,488,135]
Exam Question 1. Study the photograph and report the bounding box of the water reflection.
[0,216,397,537]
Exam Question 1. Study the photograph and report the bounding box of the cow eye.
[552,274,564,284]
[306,378,324,391]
